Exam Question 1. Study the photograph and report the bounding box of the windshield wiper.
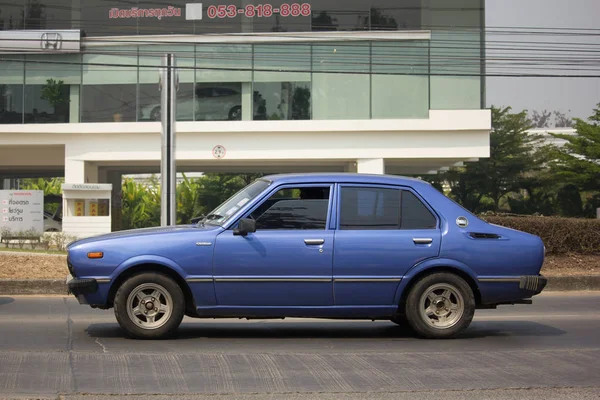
[202,213,224,225]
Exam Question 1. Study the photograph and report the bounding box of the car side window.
[340,187,437,230]
[401,190,437,229]
[250,186,330,230]
[340,187,401,230]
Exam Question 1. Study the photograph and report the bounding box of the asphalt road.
[0,293,599,399]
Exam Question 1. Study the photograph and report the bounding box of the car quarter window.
[250,186,330,230]
[339,187,437,230]
[401,190,437,229]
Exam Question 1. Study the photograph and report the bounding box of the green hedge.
[481,215,600,255]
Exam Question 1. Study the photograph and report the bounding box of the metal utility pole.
[159,54,178,226]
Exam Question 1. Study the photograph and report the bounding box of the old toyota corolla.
[66,174,547,339]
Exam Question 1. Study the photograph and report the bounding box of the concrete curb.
[0,279,67,295]
[1,276,600,295]
[545,275,600,291]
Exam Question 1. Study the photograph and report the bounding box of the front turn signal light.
[87,252,104,259]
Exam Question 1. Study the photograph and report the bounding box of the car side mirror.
[233,218,256,237]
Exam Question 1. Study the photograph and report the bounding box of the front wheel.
[405,272,475,339]
[113,272,185,339]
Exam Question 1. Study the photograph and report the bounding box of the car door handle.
[304,239,325,245]
[413,238,433,244]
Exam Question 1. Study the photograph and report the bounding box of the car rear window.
[340,187,437,230]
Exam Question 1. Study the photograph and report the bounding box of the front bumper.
[66,274,99,304]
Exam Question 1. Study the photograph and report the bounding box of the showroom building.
[0,0,490,236]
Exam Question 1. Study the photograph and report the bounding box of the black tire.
[405,272,475,339]
[113,272,185,339]
[390,314,408,326]
[228,105,241,120]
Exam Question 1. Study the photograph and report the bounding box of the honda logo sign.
[0,30,80,54]
[41,32,62,50]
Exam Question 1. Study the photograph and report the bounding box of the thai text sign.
[0,191,44,235]
[109,6,182,20]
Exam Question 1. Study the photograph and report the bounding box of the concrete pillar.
[65,159,85,183]
[241,82,253,121]
[69,85,80,123]
[85,162,99,184]
[356,158,385,175]
[107,171,123,231]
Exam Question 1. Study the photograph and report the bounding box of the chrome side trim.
[215,278,332,282]
[335,278,403,282]
[96,278,111,283]
[478,278,521,283]
[186,278,214,283]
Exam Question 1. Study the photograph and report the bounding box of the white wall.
[0,109,491,183]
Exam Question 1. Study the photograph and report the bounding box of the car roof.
[260,173,430,188]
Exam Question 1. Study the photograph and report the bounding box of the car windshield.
[201,179,271,226]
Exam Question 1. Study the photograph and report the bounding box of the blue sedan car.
[66,173,547,339]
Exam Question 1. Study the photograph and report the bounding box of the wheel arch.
[107,261,195,315]
[394,261,481,314]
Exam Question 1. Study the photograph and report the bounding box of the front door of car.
[213,184,334,307]
[333,185,441,306]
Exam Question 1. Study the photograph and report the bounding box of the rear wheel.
[114,272,185,339]
[405,272,475,339]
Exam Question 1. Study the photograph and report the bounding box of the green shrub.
[481,214,600,255]
[557,184,584,217]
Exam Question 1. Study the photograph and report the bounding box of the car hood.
[67,224,219,249]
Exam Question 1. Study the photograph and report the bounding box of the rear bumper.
[478,274,548,305]
[519,275,547,295]
[66,274,98,305]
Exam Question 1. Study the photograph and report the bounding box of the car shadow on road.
[0,297,14,306]
[84,320,565,341]
[459,320,566,338]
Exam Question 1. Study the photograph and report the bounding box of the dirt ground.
[0,252,68,279]
[0,251,598,280]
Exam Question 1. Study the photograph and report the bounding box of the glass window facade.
[313,42,370,120]
[371,41,429,119]
[427,0,483,110]
[1,0,484,123]
[81,47,138,122]
[254,44,311,120]
[0,57,25,124]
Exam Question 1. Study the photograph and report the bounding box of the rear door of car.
[332,184,441,306]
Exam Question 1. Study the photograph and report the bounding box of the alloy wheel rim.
[419,283,464,330]
[126,283,173,330]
